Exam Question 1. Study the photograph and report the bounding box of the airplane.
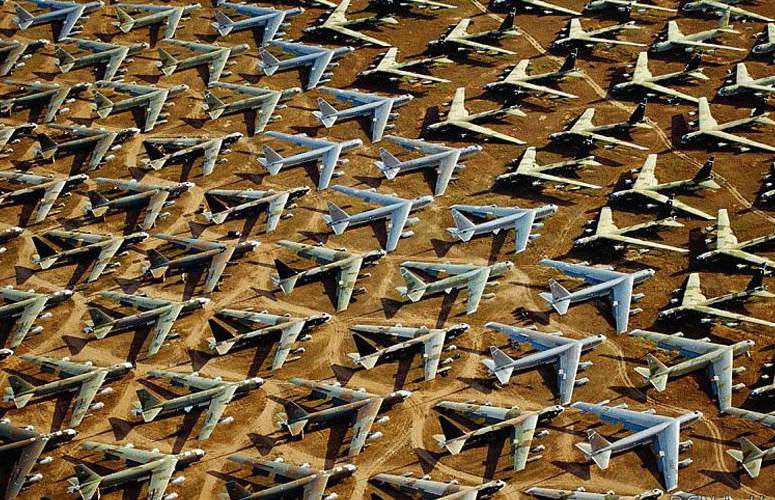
[347,322,469,381]
[277,377,412,457]
[67,442,204,500]
[727,437,775,478]
[213,2,304,42]
[258,131,362,190]
[682,0,772,23]
[30,229,148,282]
[272,240,386,312]
[696,208,775,268]
[426,12,520,56]
[681,97,775,153]
[718,62,775,98]
[208,308,331,368]
[84,177,193,230]
[258,40,353,90]
[550,15,645,51]
[143,234,260,293]
[372,474,506,499]
[658,271,775,329]
[489,0,581,16]
[113,2,201,40]
[368,0,457,13]
[0,170,88,225]
[482,322,606,404]
[427,86,526,145]
[396,260,514,315]
[34,124,140,171]
[0,419,76,499]
[539,259,655,333]
[724,406,775,431]
[374,135,482,196]
[0,79,89,123]
[630,329,752,409]
[202,186,310,230]
[0,38,48,77]
[0,285,73,350]
[752,23,775,55]
[572,400,701,492]
[156,39,248,86]
[141,132,242,175]
[611,52,707,104]
[13,0,104,41]
[432,400,564,470]
[650,10,745,54]
[526,486,664,499]
[447,203,557,254]
[609,154,719,221]
[3,354,133,427]
[484,51,582,100]
[323,185,433,252]
[494,147,602,190]
[360,47,451,84]
[54,38,148,81]
[225,456,357,500]
[205,82,301,134]
[0,226,23,254]
[574,206,688,253]
[92,81,189,132]
[302,0,398,48]
[132,369,264,440]
[0,122,36,156]
[312,86,413,142]
[584,0,675,13]
[84,291,209,356]
[549,103,650,151]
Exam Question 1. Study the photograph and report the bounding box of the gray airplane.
[489,0,581,16]
[482,322,606,404]
[0,38,48,77]
[609,154,719,220]
[526,486,664,499]
[312,87,413,142]
[539,259,655,333]
[375,135,482,196]
[324,185,433,252]
[157,39,248,86]
[0,419,76,499]
[258,131,362,190]
[258,40,352,90]
[84,177,193,230]
[3,354,132,427]
[0,79,89,123]
[549,103,650,151]
[85,291,209,356]
[67,442,204,500]
[427,86,526,144]
[35,124,139,171]
[550,16,645,51]
[574,206,687,254]
[143,234,260,293]
[585,0,675,13]
[433,401,563,470]
[612,52,707,104]
[658,271,775,328]
[650,10,745,53]
[682,0,772,23]
[0,170,87,225]
[141,132,242,175]
[54,38,148,81]
[30,229,147,282]
[753,23,775,55]
[372,474,505,499]
[302,0,397,48]
[277,377,411,457]
[485,51,582,100]
[213,2,303,42]
[113,2,201,40]
[93,81,188,132]
[495,147,602,190]
[427,12,520,56]
[447,203,557,254]
[396,260,514,315]
[630,329,752,409]
[205,82,301,134]
[0,285,72,349]
[718,62,775,98]
[727,437,775,478]
[696,208,775,268]
[132,370,264,440]
[347,322,468,381]
[680,97,775,153]
[572,401,701,492]
[360,47,451,84]
[202,186,310,230]
[0,122,36,156]
[272,240,385,312]
[225,456,356,500]
[208,308,331,369]
[14,0,103,41]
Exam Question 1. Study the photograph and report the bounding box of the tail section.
[258,145,284,175]
[146,249,170,280]
[258,49,281,76]
[633,353,669,391]
[224,481,251,500]
[482,346,515,385]
[67,464,102,500]
[313,98,338,128]
[434,416,467,454]
[209,320,236,355]
[325,201,350,235]
[397,267,427,302]
[628,101,646,125]
[36,133,58,160]
[135,389,163,422]
[747,265,768,290]
[54,47,77,72]
[375,148,402,179]
[281,400,309,436]
[727,437,764,478]
[14,4,35,29]
[157,48,179,76]
[576,430,612,469]
[115,6,136,33]
[348,334,379,369]
[86,307,114,339]
[92,91,114,119]
[86,191,110,218]
[539,280,572,315]
[204,91,226,119]
[693,156,714,182]
[499,7,516,32]
[560,49,577,73]
[213,10,234,37]
[734,62,751,84]
[274,259,300,295]
[31,236,58,269]
[6,375,35,408]
[447,209,476,241]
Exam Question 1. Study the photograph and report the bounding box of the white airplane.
[427,13,520,56]
[682,0,773,23]
[696,208,775,269]
[727,438,775,479]
[680,97,775,153]
[549,102,651,151]
[258,41,352,90]
[717,62,775,98]
[302,0,397,48]
[612,51,707,104]
[495,147,602,190]
[575,206,688,253]
[485,51,582,100]
[651,10,745,54]
[526,486,664,500]
[447,203,557,253]
[551,15,645,50]
[360,47,452,84]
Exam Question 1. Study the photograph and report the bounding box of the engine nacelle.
[375,416,390,425]
[578,361,593,371]
[574,377,589,387]
[531,445,545,453]
[37,456,53,465]
[400,230,415,239]
[90,402,105,410]
[535,430,549,438]
[367,431,383,441]
[163,494,179,500]
[98,387,113,395]
[679,440,693,452]
[171,476,186,485]
[323,494,339,500]
[24,473,43,485]
[677,458,693,469]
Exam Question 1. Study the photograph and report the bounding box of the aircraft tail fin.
[157,48,179,76]
[398,267,427,302]
[281,400,309,436]
[204,91,226,119]
[499,7,516,32]
[325,201,350,235]
[540,279,572,315]
[54,47,77,72]
[93,91,114,119]
[693,156,715,183]
[728,438,764,478]
[6,375,35,408]
[87,307,114,339]
[258,48,281,76]
[274,259,300,295]
[747,266,768,290]
[376,148,402,179]
[560,49,577,73]
[576,430,612,469]
[735,63,751,84]
[208,320,237,355]
[634,353,669,391]
[135,389,163,421]
[213,10,234,37]
[313,98,338,128]
[628,100,646,125]
[224,481,251,500]
[258,145,285,175]
[68,464,102,500]
[115,6,136,33]
[349,334,379,368]
[684,54,702,73]
[86,191,110,218]
[435,416,466,454]
[483,346,515,385]
[146,249,169,279]
[14,4,35,29]
[36,133,58,160]
[448,209,476,241]
[31,236,58,269]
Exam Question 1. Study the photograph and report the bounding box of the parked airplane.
[213,2,303,42]
[273,240,385,311]
[54,38,147,81]
[651,10,745,53]
[35,124,139,171]
[141,132,242,175]
[303,0,397,47]
[612,52,707,104]
[113,2,201,40]
[539,259,655,333]
[205,82,301,134]
[585,0,675,13]
[483,322,605,404]
[0,38,48,76]
[696,208,775,268]
[0,79,88,123]
[14,0,103,41]
[486,51,581,100]
[259,40,352,90]
[495,147,602,190]
[752,23,775,55]
[0,286,72,350]
[348,322,468,380]
[278,377,412,456]
[360,47,451,84]
[427,12,520,56]
[526,486,664,499]
[574,206,687,253]
[375,135,481,196]
[727,437,775,478]
[680,97,775,153]
[396,260,513,314]
[551,15,645,50]
[682,0,772,23]
[0,171,87,224]
[718,62,775,98]
[202,186,309,230]
[724,406,775,431]
[92,81,188,132]
[156,39,247,86]
[490,0,581,16]
[372,474,505,499]
[549,103,650,151]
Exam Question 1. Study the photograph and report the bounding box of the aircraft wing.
[542,259,623,284]
[327,25,391,48]
[348,398,381,456]
[370,100,393,142]
[422,331,446,381]
[638,81,698,104]
[631,190,713,220]
[610,276,634,333]
[466,268,490,314]
[164,8,185,39]
[147,303,184,356]
[336,258,362,312]
[208,51,229,84]
[631,329,718,357]
[603,234,688,253]
[671,39,745,53]
[254,91,282,134]
[708,348,733,409]
[451,38,515,55]
[60,8,84,40]
[89,239,124,282]
[718,249,775,268]
[272,321,305,370]
[699,130,775,154]
[70,370,109,427]
[307,51,335,89]
[694,305,775,328]
[372,475,468,498]
[266,192,290,232]
[33,180,66,223]
[511,412,539,471]
[632,154,658,189]
[586,132,648,151]
[633,51,651,80]
[507,80,578,99]
[525,0,581,15]
[142,190,171,230]
[434,150,461,196]
[89,134,116,170]
[514,209,537,253]
[204,248,234,293]
[9,297,48,347]
[333,185,401,206]
[147,460,178,500]
[569,108,596,131]
[556,343,582,405]
[574,401,670,432]
[521,170,601,189]
[652,422,679,492]
[388,135,450,154]
[201,143,220,176]
[386,202,411,252]
[144,92,166,131]
[446,120,526,145]
[5,436,46,499]
[199,384,238,440]
[382,67,449,83]
[99,291,170,310]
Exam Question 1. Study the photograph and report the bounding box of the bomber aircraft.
[0,286,72,351]
[202,186,309,230]
[0,170,87,225]
[302,0,397,48]
[550,14,645,50]
[696,208,775,269]
[35,124,139,171]
[727,438,775,479]
[495,147,602,190]
[141,132,242,175]
[0,38,48,77]
[426,12,520,56]
[0,79,89,123]
[611,52,707,104]
[717,62,775,98]
[549,103,650,151]
[360,47,451,84]
[113,2,201,40]
[574,206,688,254]
[54,38,147,81]
[156,39,248,86]
[205,82,301,134]
[372,474,506,499]
[680,97,775,153]
[213,2,303,42]
[258,41,352,90]
[485,51,582,100]
[650,10,745,54]
[92,81,188,132]
[14,0,103,41]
